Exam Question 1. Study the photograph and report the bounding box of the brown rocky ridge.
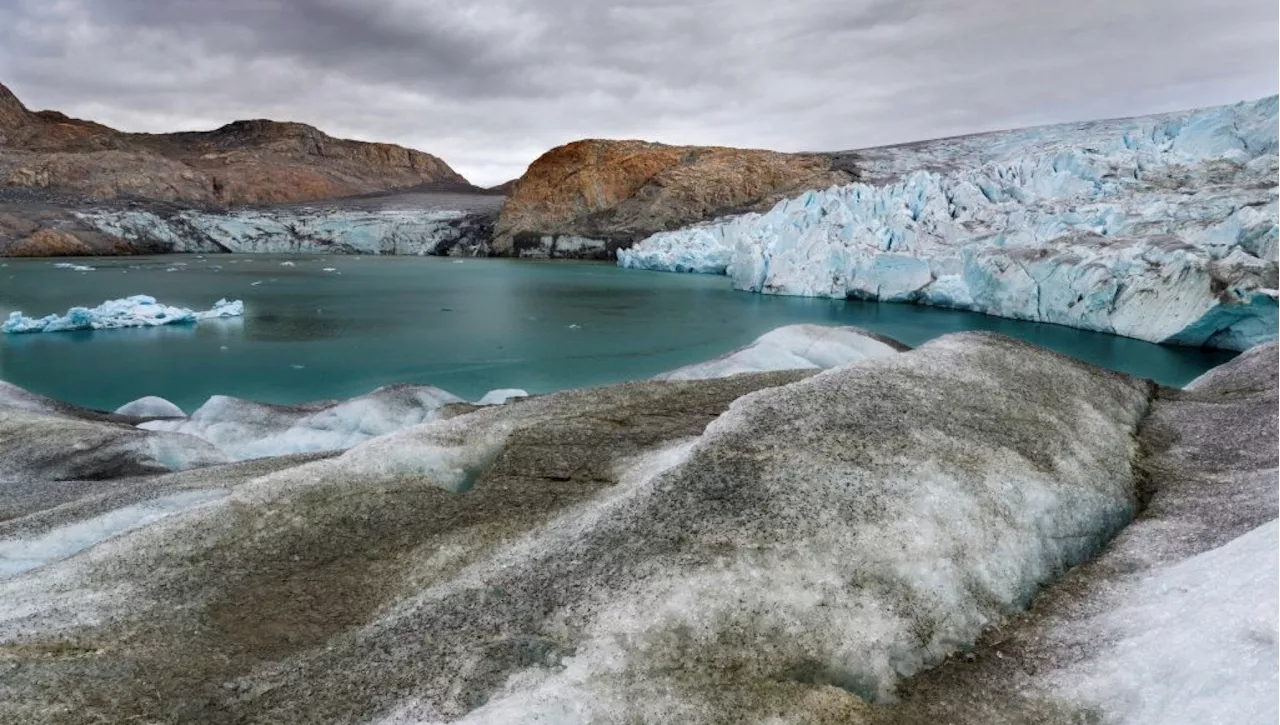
[492,138,856,258]
[0,81,478,255]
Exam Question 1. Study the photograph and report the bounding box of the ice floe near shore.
[654,323,906,380]
[620,97,1280,350]
[2,295,243,333]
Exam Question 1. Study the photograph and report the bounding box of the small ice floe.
[568,324,581,329]
[322,268,338,272]
[54,262,95,272]
[3,295,244,334]
[250,281,263,286]
[291,364,306,370]
[280,261,296,267]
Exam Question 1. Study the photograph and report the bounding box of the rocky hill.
[491,139,854,258]
[0,82,472,205]
[0,81,484,256]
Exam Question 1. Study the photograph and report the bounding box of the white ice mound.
[115,396,185,418]
[140,384,465,460]
[654,324,905,381]
[2,295,244,334]
[619,96,1280,350]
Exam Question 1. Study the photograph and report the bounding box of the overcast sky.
[0,0,1275,186]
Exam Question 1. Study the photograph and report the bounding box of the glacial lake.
[0,254,1236,412]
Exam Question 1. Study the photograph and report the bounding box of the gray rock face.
[0,335,1174,724]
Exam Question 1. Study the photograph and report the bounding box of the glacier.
[74,207,493,256]
[2,295,243,334]
[619,96,1280,350]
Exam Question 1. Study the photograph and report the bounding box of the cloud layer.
[1,0,1275,186]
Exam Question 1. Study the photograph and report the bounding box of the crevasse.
[619,96,1280,350]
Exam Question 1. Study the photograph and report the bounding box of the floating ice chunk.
[53,262,95,272]
[655,324,904,381]
[280,261,296,267]
[115,396,185,418]
[322,267,337,272]
[2,295,244,334]
[476,389,529,406]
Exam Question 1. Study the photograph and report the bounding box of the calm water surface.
[0,255,1235,411]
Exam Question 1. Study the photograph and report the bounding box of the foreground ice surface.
[0,336,1273,724]
[654,324,905,380]
[1054,520,1278,725]
[620,97,1280,350]
[2,295,243,333]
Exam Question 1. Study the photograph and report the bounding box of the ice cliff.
[619,97,1280,350]
[3,295,243,333]
[74,207,494,256]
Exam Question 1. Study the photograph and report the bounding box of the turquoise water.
[0,255,1235,412]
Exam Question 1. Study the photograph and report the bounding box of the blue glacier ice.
[3,295,243,334]
[619,97,1280,350]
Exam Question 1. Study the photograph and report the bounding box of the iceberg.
[619,97,1280,350]
[2,295,243,334]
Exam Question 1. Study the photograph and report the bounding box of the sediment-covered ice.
[2,295,243,334]
[76,207,492,256]
[620,96,1280,350]
[654,323,905,380]
[0,338,1273,723]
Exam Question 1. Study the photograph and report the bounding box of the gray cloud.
[1,0,1275,186]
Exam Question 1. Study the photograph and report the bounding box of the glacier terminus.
[619,97,1280,350]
